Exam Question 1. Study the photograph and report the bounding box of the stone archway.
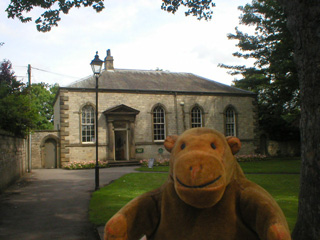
[40,134,60,168]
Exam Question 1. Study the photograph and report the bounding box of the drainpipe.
[57,123,61,168]
[28,134,31,172]
[174,92,179,135]
[180,102,186,132]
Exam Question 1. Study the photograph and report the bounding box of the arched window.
[191,106,203,128]
[225,106,236,136]
[153,105,166,141]
[81,105,95,143]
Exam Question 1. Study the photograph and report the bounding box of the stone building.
[32,50,259,168]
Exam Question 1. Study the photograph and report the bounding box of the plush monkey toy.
[105,128,291,240]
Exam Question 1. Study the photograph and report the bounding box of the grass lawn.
[239,158,301,173]
[136,166,169,172]
[89,173,168,225]
[135,158,301,174]
[90,159,300,232]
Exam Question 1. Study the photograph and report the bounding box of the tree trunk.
[277,1,320,239]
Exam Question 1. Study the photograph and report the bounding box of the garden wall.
[267,140,300,157]
[0,131,26,193]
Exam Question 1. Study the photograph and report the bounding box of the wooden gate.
[44,139,57,168]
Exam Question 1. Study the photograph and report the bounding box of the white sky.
[0,0,253,87]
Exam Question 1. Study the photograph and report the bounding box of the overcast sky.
[0,0,253,87]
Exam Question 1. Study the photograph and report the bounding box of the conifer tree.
[219,0,299,140]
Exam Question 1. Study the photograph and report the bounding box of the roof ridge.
[113,68,191,74]
[65,69,255,96]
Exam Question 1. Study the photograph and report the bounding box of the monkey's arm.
[104,187,161,240]
[239,181,291,240]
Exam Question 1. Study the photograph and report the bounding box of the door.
[260,134,268,155]
[115,130,128,160]
[113,121,129,161]
[44,139,57,168]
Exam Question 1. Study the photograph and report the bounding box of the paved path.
[0,167,137,240]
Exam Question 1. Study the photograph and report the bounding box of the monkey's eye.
[181,143,186,150]
[211,143,216,149]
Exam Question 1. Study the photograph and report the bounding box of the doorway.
[115,130,128,160]
[114,121,129,160]
[104,104,140,161]
[44,139,57,168]
[260,134,268,155]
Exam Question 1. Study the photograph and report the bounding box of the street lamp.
[90,51,103,190]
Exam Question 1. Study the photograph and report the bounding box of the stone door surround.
[103,104,140,161]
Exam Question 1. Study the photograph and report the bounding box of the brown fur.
[105,128,291,240]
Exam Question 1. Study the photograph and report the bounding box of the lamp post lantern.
[90,51,103,190]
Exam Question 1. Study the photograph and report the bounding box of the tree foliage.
[161,0,215,20]
[0,60,37,136]
[6,0,215,32]
[0,60,24,97]
[0,60,58,136]
[219,0,300,140]
[6,0,104,32]
[29,82,59,130]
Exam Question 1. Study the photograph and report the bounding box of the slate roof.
[67,68,254,95]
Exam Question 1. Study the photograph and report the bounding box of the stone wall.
[0,132,26,193]
[55,90,258,164]
[31,130,59,168]
[267,140,300,157]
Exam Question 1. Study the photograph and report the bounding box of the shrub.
[64,160,109,170]
[235,154,267,162]
[139,158,170,167]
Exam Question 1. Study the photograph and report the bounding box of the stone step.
[108,160,141,167]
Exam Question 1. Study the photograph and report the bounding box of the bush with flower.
[235,154,267,162]
[64,160,109,170]
[139,158,170,167]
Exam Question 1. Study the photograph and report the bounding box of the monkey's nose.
[190,164,203,179]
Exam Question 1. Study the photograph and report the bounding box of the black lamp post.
[90,51,103,190]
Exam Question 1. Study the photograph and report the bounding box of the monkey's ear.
[226,136,241,155]
[164,135,179,153]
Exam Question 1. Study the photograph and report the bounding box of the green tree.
[0,60,38,136]
[0,93,39,136]
[0,60,24,97]
[222,2,320,236]
[6,0,104,32]
[27,82,59,130]
[219,0,299,141]
[0,61,58,135]
[5,0,215,32]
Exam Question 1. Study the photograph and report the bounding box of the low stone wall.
[0,132,26,193]
[267,140,300,157]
